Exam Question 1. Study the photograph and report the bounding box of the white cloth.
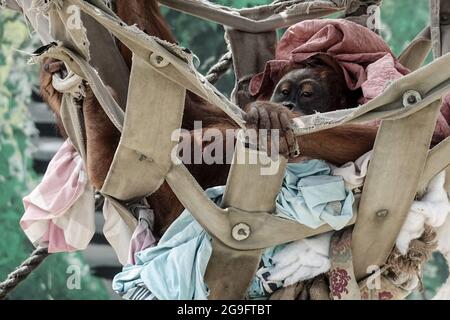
[267,232,332,286]
[396,172,450,255]
[330,151,372,191]
[102,199,136,265]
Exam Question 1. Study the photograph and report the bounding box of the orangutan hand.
[243,101,299,159]
[39,58,65,114]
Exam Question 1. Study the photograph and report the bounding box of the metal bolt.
[150,53,169,67]
[376,209,388,218]
[402,90,422,107]
[407,95,417,105]
[232,223,251,241]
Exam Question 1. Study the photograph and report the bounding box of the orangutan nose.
[282,102,296,110]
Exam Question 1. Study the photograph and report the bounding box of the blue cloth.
[113,160,354,300]
[276,160,354,230]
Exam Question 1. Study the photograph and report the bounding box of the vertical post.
[430,0,450,58]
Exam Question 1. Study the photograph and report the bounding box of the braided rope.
[0,247,50,300]
[0,196,105,300]
[205,51,233,85]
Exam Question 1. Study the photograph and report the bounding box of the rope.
[386,225,438,290]
[205,51,233,85]
[0,195,104,300]
[0,247,50,300]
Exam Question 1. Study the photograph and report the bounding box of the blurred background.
[0,0,447,300]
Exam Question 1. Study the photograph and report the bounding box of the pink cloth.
[20,139,158,264]
[249,19,409,102]
[433,94,450,145]
[127,207,157,265]
[21,140,95,253]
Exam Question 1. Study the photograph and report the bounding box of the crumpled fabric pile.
[396,172,450,255]
[21,140,95,253]
[112,159,356,300]
[20,139,156,265]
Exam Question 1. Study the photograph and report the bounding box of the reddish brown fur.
[83,87,120,189]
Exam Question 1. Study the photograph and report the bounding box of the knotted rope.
[205,51,233,85]
[386,225,438,290]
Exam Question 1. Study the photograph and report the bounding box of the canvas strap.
[352,101,442,280]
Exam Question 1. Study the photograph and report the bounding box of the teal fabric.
[113,209,212,300]
[112,160,355,300]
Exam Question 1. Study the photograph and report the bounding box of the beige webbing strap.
[48,1,90,60]
[59,91,138,229]
[81,12,130,108]
[101,54,185,200]
[352,100,442,281]
[446,166,450,191]
[166,162,358,251]
[430,0,450,59]
[204,138,286,299]
[103,195,138,230]
[204,242,262,300]
[419,137,450,191]
[70,0,247,128]
[26,0,129,108]
[226,29,277,108]
[60,95,86,160]
[159,0,344,33]
[399,27,432,71]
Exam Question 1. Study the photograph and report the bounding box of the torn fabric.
[20,140,95,252]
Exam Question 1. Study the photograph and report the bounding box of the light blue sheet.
[113,160,354,300]
[276,160,354,230]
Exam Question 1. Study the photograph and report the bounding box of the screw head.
[232,223,251,241]
[407,95,417,104]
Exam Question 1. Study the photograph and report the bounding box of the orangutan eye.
[281,89,290,96]
[302,91,313,97]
